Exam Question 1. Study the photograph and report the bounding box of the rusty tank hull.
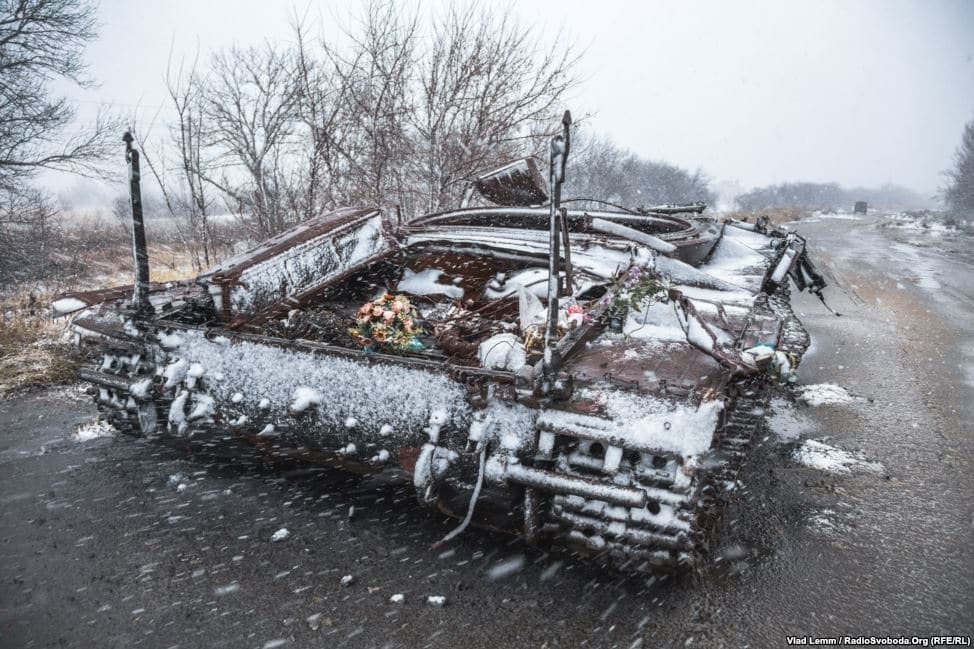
[60,198,826,572]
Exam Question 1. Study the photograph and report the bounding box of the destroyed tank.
[58,116,829,572]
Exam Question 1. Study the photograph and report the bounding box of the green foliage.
[603,265,665,315]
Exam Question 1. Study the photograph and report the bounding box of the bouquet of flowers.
[349,293,424,353]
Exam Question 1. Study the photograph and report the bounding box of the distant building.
[853,201,868,215]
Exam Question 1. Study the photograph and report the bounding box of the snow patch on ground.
[804,211,862,222]
[49,383,92,404]
[767,397,814,441]
[794,439,884,474]
[806,508,850,537]
[805,507,858,538]
[795,383,858,406]
[74,419,116,442]
[881,212,968,236]
[270,528,290,542]
[290,386,322,413]
[890,242,944,291]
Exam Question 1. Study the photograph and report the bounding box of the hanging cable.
[432,443,487,549]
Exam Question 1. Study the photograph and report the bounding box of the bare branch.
[0,0,115,190]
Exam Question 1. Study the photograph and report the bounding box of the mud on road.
[1,213,971,648]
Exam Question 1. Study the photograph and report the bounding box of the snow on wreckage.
[58,112,832,573]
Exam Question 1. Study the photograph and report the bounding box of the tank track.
[78,323,165,437]
[538,387,767,572]
[540,284,810,572]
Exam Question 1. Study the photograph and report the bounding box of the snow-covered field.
[880,211,973,236]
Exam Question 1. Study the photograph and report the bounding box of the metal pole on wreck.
[541,110,572,390]
[123,130,153,318]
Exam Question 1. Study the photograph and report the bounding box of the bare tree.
[290,2,576,217]
[202,44,300,236]
[943,118,974,215]
[317,1,417,211]
[169,58,213,266]
[0,0,118,283]
[136,53,216,270]
[290,17,327,222]
[0,0,115,190]
[735,182,844,212]
[412,4,577,212]
[0,187,56,282]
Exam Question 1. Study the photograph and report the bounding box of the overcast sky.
[55,0,974,206]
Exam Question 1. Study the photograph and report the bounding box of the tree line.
[735,181,931,212]
[942,118,974,216]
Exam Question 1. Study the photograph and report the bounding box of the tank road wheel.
[92,348,160,438]
[135,399,161,436]
[97,390,160,438]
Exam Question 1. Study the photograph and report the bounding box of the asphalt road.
[1,213,971,648]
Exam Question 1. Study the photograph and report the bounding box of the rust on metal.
[473,157,548,206]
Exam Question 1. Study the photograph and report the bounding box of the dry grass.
[148,244,198,283]
[1,213,232,394]
[0,294,80,395]
[0,241,197,395]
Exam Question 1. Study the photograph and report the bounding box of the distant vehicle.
[56,113,830,573]
[853,201,868,215]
